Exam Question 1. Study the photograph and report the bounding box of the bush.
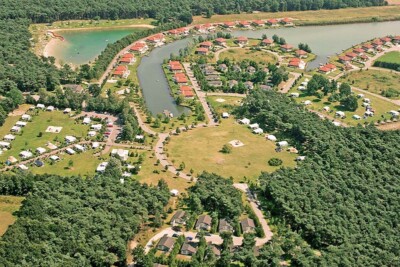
[220,144,232,154]
[268,158,283,166]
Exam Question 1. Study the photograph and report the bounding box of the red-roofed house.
[362,44,374,53]
[239,21,251,28]
[345,52,357,59]
[194,24,216,33]
[147,33,165,44]
[267,19,279,26]
[113,65,130,78]
[223,22,236,28]
[215,38,227,46]
[119,53,136,64]
[325,64,337,71]
[360,54,369,62]
[318,64,336,74]
[261,39,273,46]
[196,47,209,55]
[338,56,352,64]
[130,42,148,54]
[180,86,195,98]
[281,18,294,26]
[173,73,188,84]
[168,27,189,36]
[380,37,392,46]
[252,20,265,27]
[288,58,305,69]
[353,48,364,55]
[372,39,383,48]
[281,44,293,52]
[200,41,213,49]
[236,36,248,45]
[295,50,308,58]
[169,61,183,73]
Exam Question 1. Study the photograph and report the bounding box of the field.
[0,196,24,236]
[340,69,400,99]
[375,51,400,64]
[31,150,104,177]
[166,117,297,182]
[0,110,89,161]
[218,48,278,64]
[192,6,400,25]
[289,77,400,125]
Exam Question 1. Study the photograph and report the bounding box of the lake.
[50,28,143,65]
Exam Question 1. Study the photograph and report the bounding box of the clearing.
[0,195,24,236]
[374,51,400,64]
[0,110,89,160]
[218,48,278,65]
[192,6,400,25]
[166,117,297,182]
[340,69,400,99]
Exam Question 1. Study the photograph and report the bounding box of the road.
[183,63,218,127]
[141,183,273,253]
[281,72,301,93]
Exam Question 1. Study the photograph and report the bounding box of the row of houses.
[170,211,256,234]
[168,61,196,98]
[220,18,294,29]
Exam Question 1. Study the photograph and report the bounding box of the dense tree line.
[236,90,400,266]
[373,60,400,71]
[185,172,243,220]
[0,0,386,23]
[0,166,171,266]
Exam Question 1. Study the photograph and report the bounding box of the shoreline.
[49,24,155,33]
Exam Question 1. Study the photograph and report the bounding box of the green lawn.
[340,69,400,99]
[207,95,244,115]
[288,81,400,125]
[166,118,297,182]
[218,48,277,64]
[0,110,89,161]
[375,51,400,64]
[31,149,104,177]
[0,195,24,236]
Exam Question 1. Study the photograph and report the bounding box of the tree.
[339,82,352,97]
[220,144,232,154]
[340,95,358,111]
[103,157,122,178]
[268,158,283,166]
[178,12,193,24]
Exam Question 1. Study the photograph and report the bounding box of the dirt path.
[281,72,301,93]
[183,63,218,127]
[233,183,273,246]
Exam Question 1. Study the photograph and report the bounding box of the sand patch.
[229,140,244,147]
[46,126,63,133]
[215,98,226,103]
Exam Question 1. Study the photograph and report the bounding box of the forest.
[236,90,400,266]
[0,160,171,266]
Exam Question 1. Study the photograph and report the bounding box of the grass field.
[166,118,297,182]
[289,77,400,125]
[375,51,400,64]
[0,196,24,236]
[207,95,244,114]
[31,150,104,177]
[340,69,400,99]
[192,6,400,25]
[218,48,278,64]
[0,110,89,160]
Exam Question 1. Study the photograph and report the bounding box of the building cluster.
[168,61,195,98]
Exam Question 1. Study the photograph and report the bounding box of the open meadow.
[218,48,278,65]
[192,6,400,25]
[340,69,400,99]
[166,117,297,182]
[0,196,24,236]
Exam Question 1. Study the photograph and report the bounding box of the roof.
[282,18,292,23]
[296,49,307,55]
[236,36,248,42]
[346,52,357,58]
[200,41,213,47]
[196,214,212,226]
[115,65,127,71]
[171,210,186,222]
[215,38,226,43]
[262,38,273,44]
[157,235,175,249]
[319,66,331,73]
[325,64,336,69]
[339,56,351,61]
[239,21,250,25]
[224,22,236,26]
[253,20,265,25]
[196,47,209,53]
[267,18,278,23]
[240,218,255,228]
[174,73,188,83]
[281,44,293,49]
[219,219,232,231]
[181,242,197,254]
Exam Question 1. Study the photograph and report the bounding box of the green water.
[51,28,143,65]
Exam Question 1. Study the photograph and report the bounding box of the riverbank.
[31,19,155,60]
[192,6,400,26]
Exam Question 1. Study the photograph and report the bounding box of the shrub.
[268,158,283,166]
